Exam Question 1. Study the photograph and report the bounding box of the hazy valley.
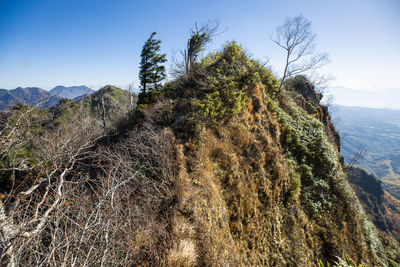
[333,106,400,200]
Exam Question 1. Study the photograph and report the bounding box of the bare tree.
[172,21,220,79]
[307,72,335,94]
[99,96,110,144]
[0,102,175,266]
[272,15,329,98]
[185,22,219,76]
[0,106,106,266]
[348,144,366,168]
[126,82,137,111]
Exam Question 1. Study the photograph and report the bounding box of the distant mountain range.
[50,85,94,99]
[0,87,60,109]
[332,105,400,200]
[0,85,94,110]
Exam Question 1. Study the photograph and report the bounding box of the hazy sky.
[0,0,399,108]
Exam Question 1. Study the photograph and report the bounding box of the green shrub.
[317,255,400,267]
[137,90,164,105]
[195,41,277,123]
[196,75,247,123]
[274,99,340,216]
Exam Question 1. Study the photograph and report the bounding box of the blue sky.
[0,0,399,107]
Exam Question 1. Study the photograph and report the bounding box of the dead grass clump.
[168,239,197,267]
[249,83,264,113]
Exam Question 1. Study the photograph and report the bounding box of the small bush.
[196,75,247,123]
[194,42,278,123]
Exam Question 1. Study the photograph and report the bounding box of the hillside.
[0,44,397,266]
[0,85,135,190]
[52,85,135,126]
[0,87,60,109]
[0,85,96,110]
[346,167,400,259]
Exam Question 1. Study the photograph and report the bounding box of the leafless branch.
[272,15,330,98]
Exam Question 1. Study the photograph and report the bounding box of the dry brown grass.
[0,77,384,265]
[168,239,197,267]
[163,81,381,266]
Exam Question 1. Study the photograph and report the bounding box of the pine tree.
[139,32,167,95]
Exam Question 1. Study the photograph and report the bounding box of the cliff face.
[166,89,380,266]
[286,75,341,152]
[346,166,400,261]
[137,44,384,265]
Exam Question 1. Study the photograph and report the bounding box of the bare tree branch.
[272,15,330,98]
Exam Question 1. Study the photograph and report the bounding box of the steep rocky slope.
[130,43,385,265]
[346,167,400,260]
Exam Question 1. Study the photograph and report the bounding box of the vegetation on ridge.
[0,18,398,266]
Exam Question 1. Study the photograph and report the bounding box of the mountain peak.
[0,85,96,110]
[49,85,94,100]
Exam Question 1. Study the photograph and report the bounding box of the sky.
[0,0,399,108]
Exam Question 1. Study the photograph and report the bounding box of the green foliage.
[194,42,279,123]
[336,255,364,267]
[184,22,219,78]
[134,103,148,119]
[285,75,311,91]
[53,98,81,123]
[139,32,167,94]
[318,255,400,267]
[187,24,213,63]
[387,259,400,267]
[108,86,128,102]
[252,61,280,94]
[271,98,340,216]
[286,158,302,201]
[182,112,203,139]
[318,259,332,267]
[195,75,247,123]
[167,42,280,141]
